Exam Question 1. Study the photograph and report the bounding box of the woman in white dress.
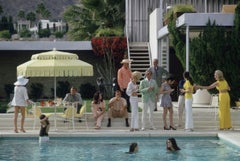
[11,76,30,133]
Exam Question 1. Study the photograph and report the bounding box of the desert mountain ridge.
[0,0,78,21]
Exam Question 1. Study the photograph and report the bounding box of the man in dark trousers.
[117,59,132,112]
[148,58,168,111]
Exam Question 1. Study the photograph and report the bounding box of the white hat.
[14,76,29,86]
[121,59,133,64]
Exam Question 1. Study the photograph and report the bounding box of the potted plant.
[164,4,196,25]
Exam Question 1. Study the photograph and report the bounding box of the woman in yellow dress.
[198,70,232,130]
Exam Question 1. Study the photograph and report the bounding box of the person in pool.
[39,114,50,143]
[166,138,180,151]
[39,114,50,137]
[127,142,139,154]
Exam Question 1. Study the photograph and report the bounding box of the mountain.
[0,0,78,21]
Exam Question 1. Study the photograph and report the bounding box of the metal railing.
[125,25,131,68]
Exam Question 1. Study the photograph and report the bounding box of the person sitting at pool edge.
[166,138,181,151]
[107,90,129,127]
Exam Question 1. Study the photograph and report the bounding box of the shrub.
[79,83,96,99]
[30,83,44,101]
[54,31,64,38]
[4,84,14,100]
[0,30,11,39]
[38,28,51,38]
[95,27,123,37]
[164,4,196,25]
[0,104,7,113]
[19,28,32,38]
[168,2,240,104]
[55,81,70,99]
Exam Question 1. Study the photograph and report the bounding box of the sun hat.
[132,71,142,80]
[14,76,29,86]
[120,59,133,64]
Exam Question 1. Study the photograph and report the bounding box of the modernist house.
[17,19,67,34]
[125,0,238,75]
[0,0,238,99]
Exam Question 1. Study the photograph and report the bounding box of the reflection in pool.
[0,137,239,161]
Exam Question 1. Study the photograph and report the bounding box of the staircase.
[128,42,151,75]
[159,37,169,71]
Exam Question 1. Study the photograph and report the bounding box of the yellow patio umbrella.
[17,49,93,130]
[17,48,93,99]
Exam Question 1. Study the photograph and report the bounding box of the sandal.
[95,126,101,130]
[14,129,19,133]
[20,129,26,133]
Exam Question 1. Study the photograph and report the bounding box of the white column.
[205,0,207,13]
[186,25,189,72]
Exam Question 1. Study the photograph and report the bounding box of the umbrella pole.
[54,77,57,131]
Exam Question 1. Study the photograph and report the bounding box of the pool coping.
[1,130,240,147]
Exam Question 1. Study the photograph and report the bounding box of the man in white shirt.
[63,87,83,114]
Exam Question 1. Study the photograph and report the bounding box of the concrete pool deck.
[1,105,240,147]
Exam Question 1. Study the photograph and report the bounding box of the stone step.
[129,42,148,47]
[1,109,239,131]
[129,41,150,78]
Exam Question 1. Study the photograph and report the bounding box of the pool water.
[0,137,239,161]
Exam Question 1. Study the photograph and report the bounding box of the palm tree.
[63,0,125,40]
[18,10,25,20]
[0,5,3,16]
[36,3,51,20]
[26,12,36,27]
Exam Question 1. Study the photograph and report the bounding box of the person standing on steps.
[117,59,132,112]
[148,58,169,111]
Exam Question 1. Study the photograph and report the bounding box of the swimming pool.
[0,136,239,161]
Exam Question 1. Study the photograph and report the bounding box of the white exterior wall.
[149,8,160,62]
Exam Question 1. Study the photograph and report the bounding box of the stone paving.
[1,104,240,147]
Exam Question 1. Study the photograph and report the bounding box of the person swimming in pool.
[39,114,50,142]
[126,142,139,154]
[166,138,180,151]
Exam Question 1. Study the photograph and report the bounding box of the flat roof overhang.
[0,41,92,51]
[158,13,235,39]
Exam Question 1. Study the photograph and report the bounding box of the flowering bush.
[91,37,127,64]
[91,36,127,98]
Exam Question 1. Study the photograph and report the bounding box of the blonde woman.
[126,71,142,131]
[197,70,232,130]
